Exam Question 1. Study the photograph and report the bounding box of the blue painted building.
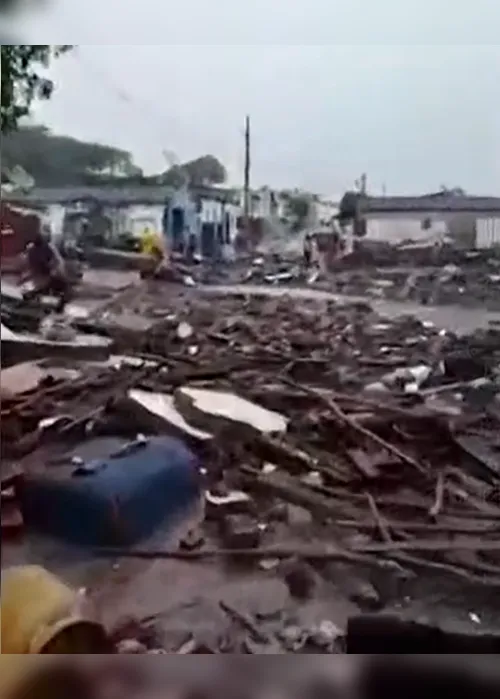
[162,184,239,259]
[162,184,199,253]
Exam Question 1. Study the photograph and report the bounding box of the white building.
[346,193,500,249]
[3,185,241,254]
[309,197,340,228]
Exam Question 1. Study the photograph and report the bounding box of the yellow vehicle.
[139,227,169,278]
[139,227,164,258]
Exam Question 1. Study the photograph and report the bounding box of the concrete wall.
[234,187,281,220]
[42,202,164,241]
[312,199,339,227]
[476,217,500,249]
[250,188,275,219]
[364,212,448,244]
[44,193,243,255]
[363,211,500,249]
[116,205,164,238]
[234,187,339,226]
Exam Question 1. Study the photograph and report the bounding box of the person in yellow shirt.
[139,227,168,277]
[140,227,163,257]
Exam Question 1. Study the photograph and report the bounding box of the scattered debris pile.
[204,249,500,310]
[2,289,500,652]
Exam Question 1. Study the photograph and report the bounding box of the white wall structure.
[44,204,65,243]
[225,202,241,242]
[363,213,448,244]
[312,199,339,227]
[356,195,500,249]
[234,186,280,219]
[120,205,164,237]
[361,211,500,248]
[200,198,223,224]
[476,217,500,248]
[364,211,499,248]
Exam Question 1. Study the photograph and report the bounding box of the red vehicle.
[0,202,41,270]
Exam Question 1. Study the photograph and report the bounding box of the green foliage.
[1,45,73,132]
[162,155,227,187]
[2,125,143,186]
[285,193,311,231]
[2,124,228,191]
[1,44,228,190]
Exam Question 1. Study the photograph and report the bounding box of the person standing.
[303,233,313,268]
[139,226,166,277]
[20,231,71,312]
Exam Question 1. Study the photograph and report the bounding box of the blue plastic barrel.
[20,436,201,547]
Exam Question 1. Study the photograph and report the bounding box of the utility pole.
[360,173,367,195]
[243,115,251,221]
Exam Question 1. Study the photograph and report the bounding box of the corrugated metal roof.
[3,185,171,206]
[363,195,500,214]
[3,185,236,206]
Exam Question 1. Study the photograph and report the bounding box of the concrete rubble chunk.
[382,364,432,389]
[222,514,262,549]
[116,638,148,653]
[177,321,194,339]
[40,314,77,342]
[1,322,19,340]
[309,620,343,649]
[174,386,288,435]
[278,625,307,651]
[0,361,80,396]
[128,389,212,441]
[205,490,251,520]
[109,355,157,369]
[364,381,390,394]
[286,504,313,527]
[2,324,112,364]
[347,579,381,610]
[1,361,49,396]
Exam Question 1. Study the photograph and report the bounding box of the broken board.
[128,389,212,442]
[174,386,288,436]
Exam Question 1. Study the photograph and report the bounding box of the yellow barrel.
[1,566,110,654]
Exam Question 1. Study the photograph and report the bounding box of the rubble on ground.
[2,285,500,653]
[195,248,500,310]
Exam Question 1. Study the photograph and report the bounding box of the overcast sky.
[9,0,500,195]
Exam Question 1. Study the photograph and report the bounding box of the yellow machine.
[139,227,164,258]
[139,227,170,278]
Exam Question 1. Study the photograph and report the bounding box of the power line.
[68,48,240,184]
[70,49,184,168]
